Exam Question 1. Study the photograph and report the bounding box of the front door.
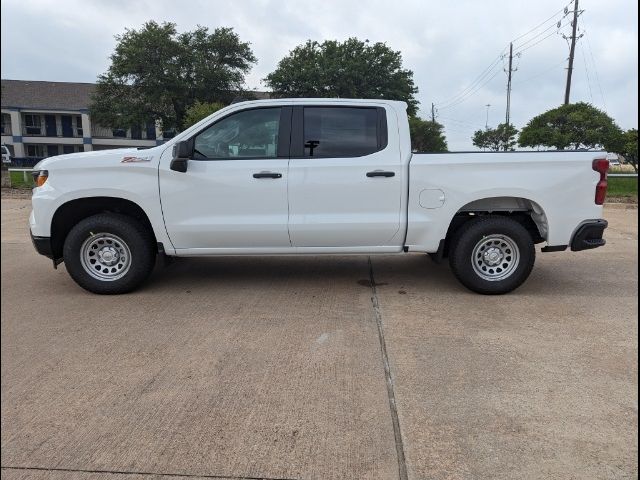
[288,105,404,248]
[159,106,292,251]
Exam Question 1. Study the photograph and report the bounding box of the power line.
[585,31,607,110]
[433,1,574,114]
[513,20,562,51]
[437,69,502,110]
[581,17,608,111]
[580,41,594,103]
[439,116,482,128]
[510,1,574,44]
[443,126,477,136]
[434,52,505,107]
[515,29,562,55]
[512,59,566,85]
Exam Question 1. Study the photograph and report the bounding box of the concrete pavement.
[1,197,637,479]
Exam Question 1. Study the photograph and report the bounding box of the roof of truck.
[231,97,409,108]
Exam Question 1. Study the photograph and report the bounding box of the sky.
[1,0,637,150]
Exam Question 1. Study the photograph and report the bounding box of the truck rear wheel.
[449,216,535,295]
[63,213,156,294]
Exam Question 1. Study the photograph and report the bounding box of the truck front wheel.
[63,213,156,294]
[449,216,535,295]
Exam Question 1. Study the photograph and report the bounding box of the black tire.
[449,215,535,295]
[63,213,156,294]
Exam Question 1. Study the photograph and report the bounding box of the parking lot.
[1,196,637,480]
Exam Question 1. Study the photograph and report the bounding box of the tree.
[90,21,256,131]
[518,102,622,150]
[472,123,518,151]
[265,38,419,115]
[183,101,225,128]
[409,117,447,152]
[607,128,638,173]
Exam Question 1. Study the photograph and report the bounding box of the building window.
[146,122,156,140]
[46,145,60,157]
[131,124,142,140]
[76,116,83,137]
[25,144,45,158]
[1,113,11,135]
[62,145,83,154]
[24,114,43,135]
[112,128,127,138]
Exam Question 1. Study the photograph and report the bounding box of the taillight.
[592,158,609,205]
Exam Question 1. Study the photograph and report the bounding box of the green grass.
[608,176,638,200]
[9,170,35,188]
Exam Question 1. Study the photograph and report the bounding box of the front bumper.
[571,219,608,251]
[30,231,53,259]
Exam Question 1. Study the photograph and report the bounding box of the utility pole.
[564,0,581,104]
[485,104,491,129]
[505,42,514,126]
[431,103,436,122]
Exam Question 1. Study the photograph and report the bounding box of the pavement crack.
[0,465,299,480]
[367,256,408,480]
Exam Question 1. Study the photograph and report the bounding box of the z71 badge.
[121,156,152,163]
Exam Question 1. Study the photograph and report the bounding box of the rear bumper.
[570,219,608,251]
[30,231,53,259]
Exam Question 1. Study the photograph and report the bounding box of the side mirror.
[170,157,188,173]
[170,140,192,173]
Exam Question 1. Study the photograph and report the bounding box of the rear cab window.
[297,106,388,158]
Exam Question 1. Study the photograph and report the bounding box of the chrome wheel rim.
[80,232,132,281]
[471,234,520,281]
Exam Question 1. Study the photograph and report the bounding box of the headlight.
[31,170,48,187]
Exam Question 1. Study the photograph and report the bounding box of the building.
[1,79,272,164]
[1,79,168,161]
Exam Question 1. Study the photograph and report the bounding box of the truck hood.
[34,146,165,170]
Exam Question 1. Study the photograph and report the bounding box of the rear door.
[287,105,404,248]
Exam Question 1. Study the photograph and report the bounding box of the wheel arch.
[50,197,158,260]
[441,196,548,259]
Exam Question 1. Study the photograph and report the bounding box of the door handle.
[366,170,395,178]
[253,172,282,179]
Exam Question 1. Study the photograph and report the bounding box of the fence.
[4,157,43,168]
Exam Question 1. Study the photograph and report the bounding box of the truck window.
[193,108,281,159]
[303,107,381,158]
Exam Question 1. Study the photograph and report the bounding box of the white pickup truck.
[29,98,609,295]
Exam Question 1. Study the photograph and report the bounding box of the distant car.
[1,145,11,164]
[607,153,621,166]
